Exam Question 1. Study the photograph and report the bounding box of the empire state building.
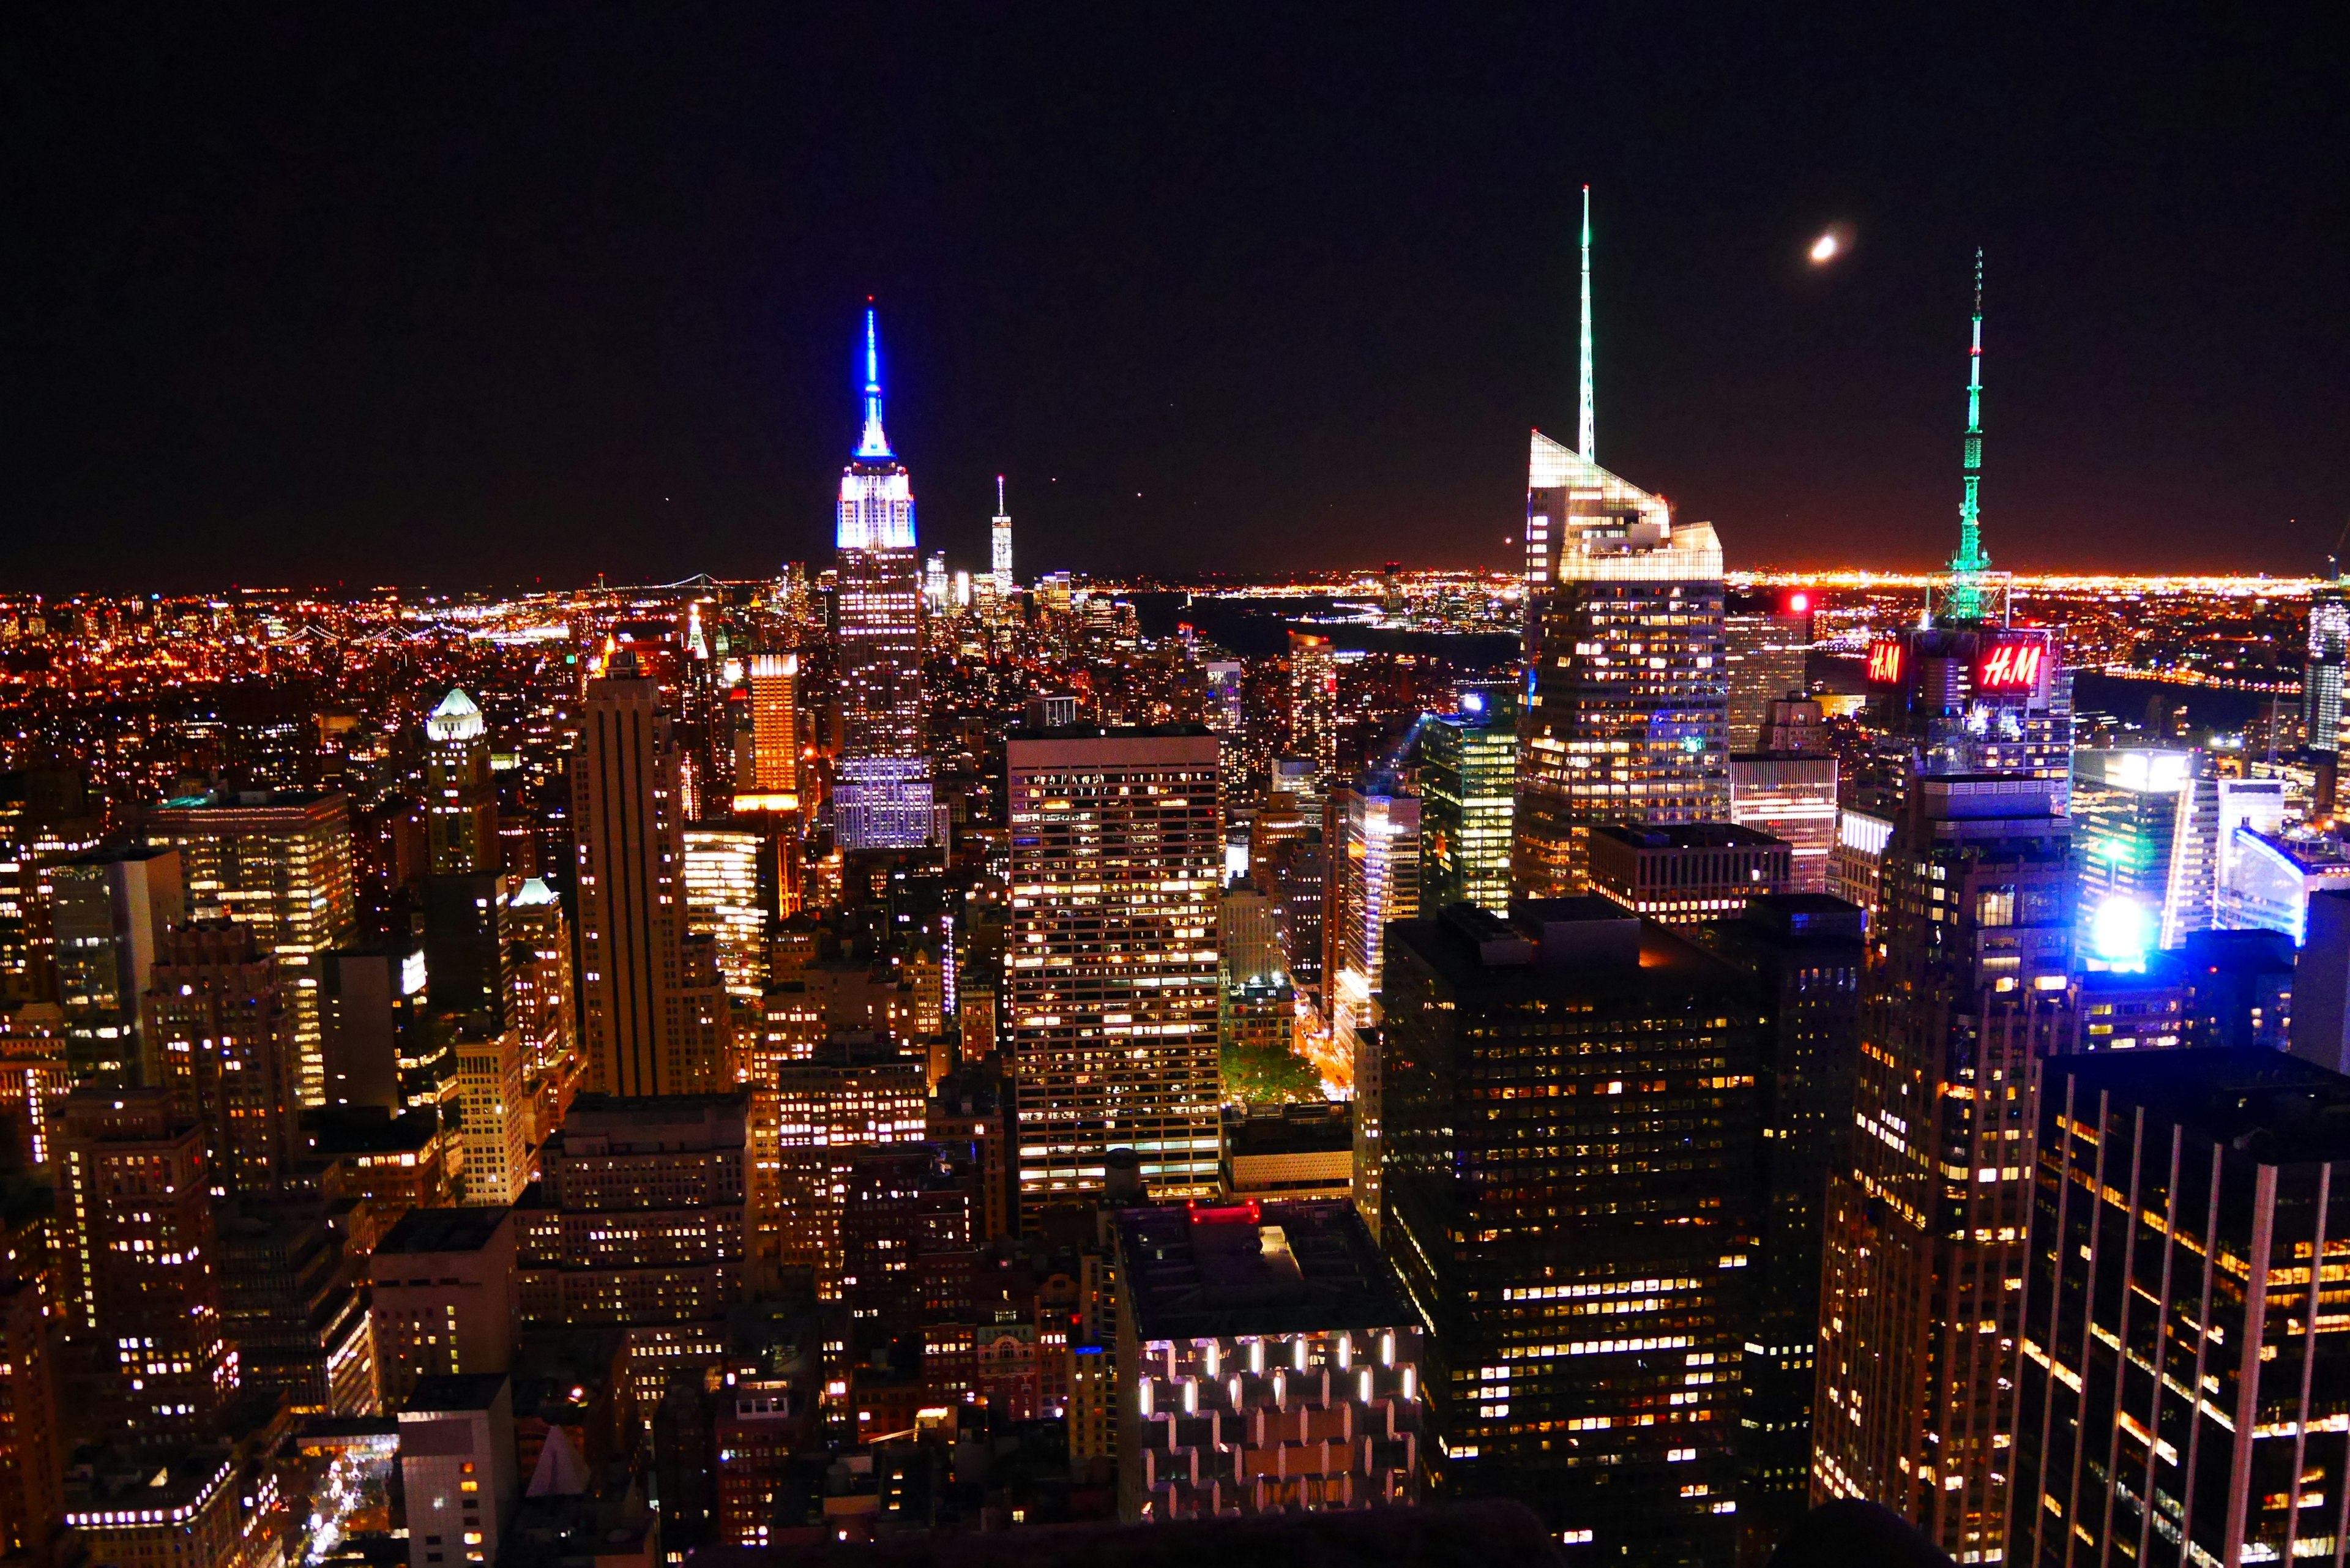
[832,307,944,849]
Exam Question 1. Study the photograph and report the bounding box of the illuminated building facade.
[2070,748,2242,960]
[2305,569,2348,758]
[1288,631,1339,786]
[1724,589,1814,750]
[2016,1050,2350,1568]
[51,843,182,1084]
[504,877,575,1078]
[1378,900,1760,1560]
[833,308,942,851]
[398,1373,519,1568]
[1204,661,1245,736]
[1513,430,1728,896]
[61,1447,239,1568]
[425,687,498,876]
[1417,687,1517,916]
[1324,780,1420,1059]
[1728,753,1837,896]
[0,1272,61,1559]
[991,474,1014,596]
[140,916,296,1193]
[1690,895,1863,1559]
[455,1021,529,1204]
[368,1205,517,1413]
[769,1041,927,1298]
[214,1195,374,1415]
[1327,779,1418,1233]
[1811,777,2075,1562]
[1007,726,1223,1209]
[1860,623,2074,811]
[1585,821,1791,927]
[1114,1201,1425,1521]
[516,1092,748,1327]
[746,652,799,800]
[144,788,358,1108]
[56,1087,236,1439]
[1828,807,1893,933]
[682,825,767,1002]
[0,768,102,1010]
[2216,827,2350,946]
[575,660,712,1097]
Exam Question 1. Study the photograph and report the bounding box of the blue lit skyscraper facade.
[833,308,943,850]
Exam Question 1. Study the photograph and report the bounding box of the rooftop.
[1223,1103,1351,1159]
[1116,1199,1411,1341]
[374,1204,510,1255]
[403,1372,513,1415]
[62,1445,237,1524]
[303,1104,439,1155]
[1589,821,1785,852]
[2049,1048,2350,1165]
[1394,898,1750,997]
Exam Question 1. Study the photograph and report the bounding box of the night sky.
[6,8,2347,591]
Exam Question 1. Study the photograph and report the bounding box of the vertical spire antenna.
[1945,249,1991,621]
[996,474,1006,514]
[856,304,893,459]
[1578,185,1596,463]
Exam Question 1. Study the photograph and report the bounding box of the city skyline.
[9,15,2350,1568]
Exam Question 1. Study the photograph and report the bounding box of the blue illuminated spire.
[856,304,893,460]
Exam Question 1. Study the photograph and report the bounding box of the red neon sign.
[1975,637,2045,691]
[1865,640,1906,684]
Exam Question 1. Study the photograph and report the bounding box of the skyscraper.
[746,652,799,802]
[1288,631,1339,785]
[1723,589,1815,750]
[1325,778,1419,1233]
[56,1087,236,1439]
[425,687,498,876]
[1811,261,2080,1565]
[51,843,182,1084]
[2307,566,2348,815]
[574,657,704,1097]
[990,474,1014,597]
[1378,899,1761,1559]
[2016,1050,2350,1568]
[1324,779,1421,1061]
[1690,895,1863,1559]
[1727,753,1838,895]
[144,788,358,1107]
[140,916,297,1194]
[1417,687,1517,917]
[1513,192,1729,896]
[833,307,943,851]
[681,824,767,1001]
[516,1092,748,1328]
[1810,775,2074,1559]
[1006,725,1223,1209]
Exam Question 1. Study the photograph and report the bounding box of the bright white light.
[2091,894,2152,968]
[1810,233,1840,263]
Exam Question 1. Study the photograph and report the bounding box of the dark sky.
[6,7,2348,591]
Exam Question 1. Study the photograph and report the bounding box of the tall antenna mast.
[1944,249,1991,621]
[1578,184,1596,463]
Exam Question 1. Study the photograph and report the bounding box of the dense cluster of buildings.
[3,249,2350,1568]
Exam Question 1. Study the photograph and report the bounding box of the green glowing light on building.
[1945,248,1992,623]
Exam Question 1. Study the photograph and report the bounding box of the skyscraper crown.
[856,305,892,460]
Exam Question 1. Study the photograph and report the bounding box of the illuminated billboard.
[1974,635,2046,692]
[1865,640,1906,684]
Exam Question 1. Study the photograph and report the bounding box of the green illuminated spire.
[1944,248,1991,622]
[1578,185,1595,462]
